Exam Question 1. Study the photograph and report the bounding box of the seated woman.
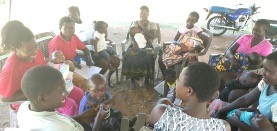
[214,51,277,130]
[149,62,231,131]
[0,20,84,117]
[122,5,157,87]
[218,19,273,91]
[48,16,94,67]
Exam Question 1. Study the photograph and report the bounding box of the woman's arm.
[139,21,156,40]
[174,31,181,41]
[215,87,261,118]
[0,89,26,102]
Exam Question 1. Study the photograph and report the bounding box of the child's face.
[166,74,176,85]
[44,79,67,111]
[88,79,106,100]
[262,59,277,86]
[186,15,198,29]
[53,52,65,64]
[99,24,108,34]
[239,72,258,87]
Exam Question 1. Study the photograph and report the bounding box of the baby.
[210,52,263,72]
[219,71,261,102]
[130,26,147,49]
[48,51,75,93]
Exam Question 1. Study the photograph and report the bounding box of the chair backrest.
[35,32,55,58]
[200,28,213,56]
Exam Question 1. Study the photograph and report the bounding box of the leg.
[158,55,166,79]
[98,58,108,74]
[67,86,84,111]
[72,72,89,92]
[57,97,78,116]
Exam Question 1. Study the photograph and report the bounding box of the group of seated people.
[0,4,276,131]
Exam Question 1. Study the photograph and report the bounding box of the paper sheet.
[74,62,102,79]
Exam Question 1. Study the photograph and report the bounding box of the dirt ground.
[0,24,245,129]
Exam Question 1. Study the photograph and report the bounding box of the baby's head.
[186,11,200,29]
[239,71,261,88]
[176,62,219,102]
[88,74,107,100]
[130,26,142,36]
[248,52,263,68]
[50,51,65,64]
[93,21,108,34]
[21,66,67,111]
[164,68,176,85]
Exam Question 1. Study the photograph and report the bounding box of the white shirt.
[94,31,107,52]
[17,101,84,131]
[178,26,202,35]
[134,33,147,48]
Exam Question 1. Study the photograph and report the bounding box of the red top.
[48,33,86,60]
[0,50,46,98]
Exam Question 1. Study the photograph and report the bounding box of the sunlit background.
[0,0,276,34]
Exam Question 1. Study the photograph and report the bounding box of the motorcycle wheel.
[207,16,228,36]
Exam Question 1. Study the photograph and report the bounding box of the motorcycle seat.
[210,6,247,14]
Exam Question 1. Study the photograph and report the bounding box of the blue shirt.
[79,91,111,114]
[259,83,277,120]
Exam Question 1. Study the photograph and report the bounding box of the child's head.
[21,66,67,111]
[186,11,200,29]
[176,62,219,102]
[88,74,107,100]
[1,20,37,62]
[262,51,277,86]
[130,26,142,36]
[239,71,261,88]
[164,68,176,85]
[94,21,108,34]
[248,52,263,66]
[68,6,82,24]
[252,19,270,39]
[50,51,65,64]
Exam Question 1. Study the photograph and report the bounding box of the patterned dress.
[154,106,226,131]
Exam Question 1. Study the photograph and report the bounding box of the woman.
[149,62,231,131]
[225,19,272,69]
[0,20,83,117]
[122,6,157,87]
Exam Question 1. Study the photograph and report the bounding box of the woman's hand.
[78,106,99,124]
[212,109,227,119]
[65,60,75,71]
[132,44,139,53]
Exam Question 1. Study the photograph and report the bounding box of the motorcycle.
[204,4,260,36]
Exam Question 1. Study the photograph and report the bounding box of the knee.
[110,56,120,68]
[99,59,109,69]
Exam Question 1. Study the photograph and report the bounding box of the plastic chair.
[120,22,161,81]
[34,32,56,58]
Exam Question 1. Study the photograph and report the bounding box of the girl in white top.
[92,21,113,70]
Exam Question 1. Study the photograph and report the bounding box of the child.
[219,71,261,102]
[154,68,182,106]
[149,62,231,130]
[48,51,85,116]
[79,74,122,130]
[162,31,204,67]
[130,26,147,49]
[214,51,277,130]
[210,52,263,72]
[92,21,113,70]
[17,66,109,131]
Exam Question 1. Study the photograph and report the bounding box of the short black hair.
[184,62,219,102]
[255,19,270,32]
[59,16,75,29]
[68,6,80,15]
[90,74,106,82]
[140,6,149,12]
[266,51,277,64]
[189,11,200,21]
[164,68,176,77]
[21,66,64,102]
[93,21,108,32]
[1,20,34,50]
